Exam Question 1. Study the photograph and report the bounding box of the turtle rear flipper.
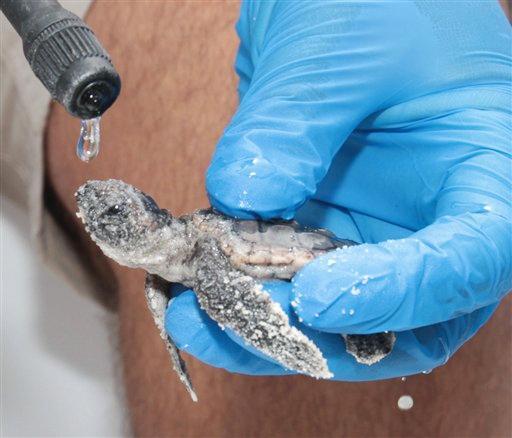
[343,332,396,365]
[145,274,198,402]
[192,238,332,379]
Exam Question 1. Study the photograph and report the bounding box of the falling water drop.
[398,395,414,411]
[76,117,101,162]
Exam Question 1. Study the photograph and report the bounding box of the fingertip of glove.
[206,158,310,220]
[291,244,403,333]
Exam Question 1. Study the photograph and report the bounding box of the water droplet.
[76,117,101,162]
[398,395,414,410]
[349,309,355,315]
[249,171,257,178]
[401,377,407,382]
[422,369,432,374]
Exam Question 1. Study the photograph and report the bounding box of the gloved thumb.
[206,2,420,220]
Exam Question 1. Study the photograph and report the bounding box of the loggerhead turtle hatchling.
[76,179,395,401]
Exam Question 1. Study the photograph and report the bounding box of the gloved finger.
[292,211,511,334]
[165,290,291,375]
[207,2,423,220]
[309,104,511,236]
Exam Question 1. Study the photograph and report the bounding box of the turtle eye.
[104,204,122,216]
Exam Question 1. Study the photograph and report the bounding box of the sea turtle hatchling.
[76,179,396,401]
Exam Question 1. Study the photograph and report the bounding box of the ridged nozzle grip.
[26,16,120,118]
[28,18,105,93]
[1,0,120,119]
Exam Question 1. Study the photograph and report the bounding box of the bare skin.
[45,1,511,436]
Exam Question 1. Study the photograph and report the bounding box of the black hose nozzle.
[1,0,121,119]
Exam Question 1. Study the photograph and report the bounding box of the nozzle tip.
[76,77,121,119]
[55,56,121,119]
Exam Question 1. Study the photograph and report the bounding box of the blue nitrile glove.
[165,1,512,380]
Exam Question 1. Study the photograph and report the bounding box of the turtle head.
[76,179,171,256]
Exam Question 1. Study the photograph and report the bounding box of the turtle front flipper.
[191,238,332,379]
[145,274,198,402]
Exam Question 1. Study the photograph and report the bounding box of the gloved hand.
[165,1,511,380]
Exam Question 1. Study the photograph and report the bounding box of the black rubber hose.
[1,0,121,119]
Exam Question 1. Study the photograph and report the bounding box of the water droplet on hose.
[77,117,101,162]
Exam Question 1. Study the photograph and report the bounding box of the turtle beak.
[75,181,97,225]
